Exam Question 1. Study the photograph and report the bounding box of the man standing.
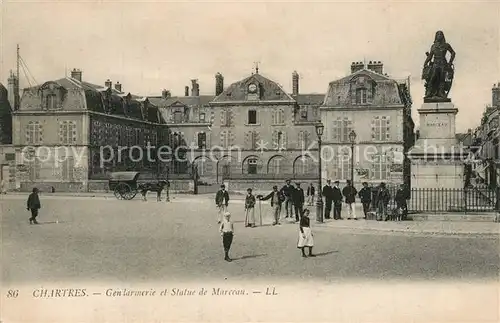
[306,183,315,206]
[292,182,305,222]
[281,179,294,219]
[215,184,230,224]
[395,184,409,221]
[332,180,343,220]
[376,182,391,221]
[358,182,372,219]
[342,180,358,220]
[322,180,333,219]
[27,187,41,225]
[260,185,284,225]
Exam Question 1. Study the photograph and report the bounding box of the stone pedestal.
[408,102,467,189]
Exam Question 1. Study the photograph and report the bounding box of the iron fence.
[372,187,499,214]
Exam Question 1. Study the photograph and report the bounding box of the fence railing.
[225,172,319,180]
[375,187,499,213]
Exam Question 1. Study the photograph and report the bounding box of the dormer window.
[46,94,57,110]
[356,88,367,104]
[199,113,206,122]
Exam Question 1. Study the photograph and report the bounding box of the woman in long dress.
[297,209,315,258]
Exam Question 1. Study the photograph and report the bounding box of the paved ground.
[1,194,499,285]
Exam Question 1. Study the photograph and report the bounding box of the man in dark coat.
[259,185,285,225]
[215,184,230,223]
[322,180,333,219]
[342,180,358,220]
[27,187,41,225]
[376,182,391,221]
[292,182,305,222]
[395,184,409,221]
[358,182,372,219]
[306,183,315,206]
[332,180,343,220]
[280,179,295,219]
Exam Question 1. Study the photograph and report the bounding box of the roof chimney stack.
[492,82,500,107]
[7,70,20,110]
[350,61,364,74]
[292,71,299,96]
[367,61,384,74]
[70,68,82,82]
[114,82,122,92]
[184,86,189,97]
[162,89,171,99]
[105,79,112,89]
[215,73,224,96]
[191,79,199,97]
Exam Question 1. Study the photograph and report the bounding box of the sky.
[1,0,499,132]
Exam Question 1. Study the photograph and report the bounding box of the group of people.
[214,179,410,262]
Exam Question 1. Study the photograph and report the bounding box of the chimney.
[350,61,364,74]
[215,73,224,96]
[70,68,82,82]
[105,79,112,89]
[114,82,122,92]
[367,61,384,74]
[191,79,199,97]
[292,71,299,96]
[7,70,19,110]
[162,89,171,99]
[184,86,189,96]
[492,83,500,107]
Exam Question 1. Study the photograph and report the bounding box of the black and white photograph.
[1,1,499,322]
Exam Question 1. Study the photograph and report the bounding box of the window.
[300,107,308,120]
[248,110,257,124]
[46,94,57,110]
[62,156,74,181]
[356,88,367,104]
[247,158,258,174]
[298,131,311,149]
[26,121,42,144]
[371,154,391,180]
[197,132,207,149]
[174,107,183,123]
[59,121,77,145]
[273,109,285,125]
[220,131,231,148]
[221,109,232,126]
[199,113,206,122]
[246,131,259,149]
[331,117,352,143]
[268,156,284,174]
[277,131,283,147]
[371,116,391,141]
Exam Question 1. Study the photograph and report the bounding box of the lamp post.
[315,123,325,223]
[349,130,357,184]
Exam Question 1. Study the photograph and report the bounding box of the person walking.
[27,187,41,225]
[215,184,230,224]
[281,179,295,219]
[322,180,333,219]
[306,183,315,206]
[297,209,315,258]
[332,180,343,220]
[342,180,358,220]
[395,184,409,221]
[219,212,234,262]
[0,179,6,194]
[358,182,372,219]
[259,185,284,226]
[244,188,257,227]
[292,182,305,222]
[376,182,391,221]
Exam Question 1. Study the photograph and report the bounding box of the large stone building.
[150,69,324,189]
[321,61,414,187]
[10,69,169,191]
[0,73,16,190]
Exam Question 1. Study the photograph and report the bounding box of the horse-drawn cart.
[109,171,168,200]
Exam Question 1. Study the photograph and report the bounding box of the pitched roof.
[149,95,215,108]
[295,94,325,105]
[212,73,295,103]
[324,69,403,106]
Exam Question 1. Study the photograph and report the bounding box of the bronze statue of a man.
[422,31,456,102]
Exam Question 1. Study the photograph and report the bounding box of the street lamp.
[349,130,357,184]
[315,122,325,223]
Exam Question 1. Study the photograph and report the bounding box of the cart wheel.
[115,183,132,200]
[113,187,123,200]
[124,190,137,200]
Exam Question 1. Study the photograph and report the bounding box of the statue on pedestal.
[422,31,456,102]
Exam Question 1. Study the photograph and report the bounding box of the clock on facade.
[248,83,257,93]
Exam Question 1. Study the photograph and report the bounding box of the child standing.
[27,187,41,224]
[297,209,315,258]
[244,188,256,227]
[220,212,234,262]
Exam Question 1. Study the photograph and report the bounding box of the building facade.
[321,61,414,187]
[11,69,169,192]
